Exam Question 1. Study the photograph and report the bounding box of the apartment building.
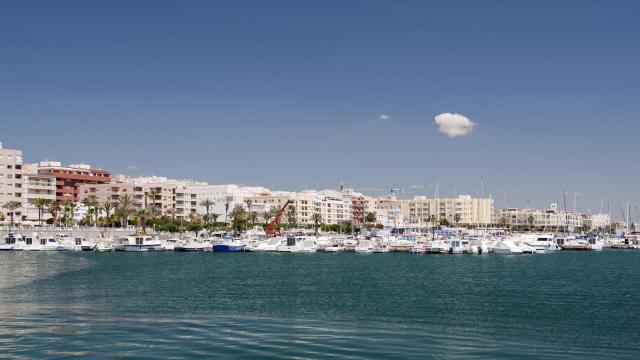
[78,179,176,217]
[38,161,110,202]
[0,142,24,221]
[494,204,585,230]
[405,195,493,226]
[21,164,56,223]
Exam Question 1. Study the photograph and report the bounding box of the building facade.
[404,195,493,226]
[21,163,56,223]
[0,142,24,222]
[38,161,111,202]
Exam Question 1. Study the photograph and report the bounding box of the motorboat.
[251,237,285,252]
[492,239,523,255]
[95,241,114,252]
[355,239,373,253]
[175,237,207,252]
[324,243,345,252]
[557,236,592,251]
[447,239,472,254]
[114,236,164,252]
[212,236,247,252]
[520,233,559,253]
[276,236,316,253]
[426,239,449,254]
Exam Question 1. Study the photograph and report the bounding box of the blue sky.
[1,1,639,216]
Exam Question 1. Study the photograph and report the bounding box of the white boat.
[586,236,604,251]
[492,240,524,255]
[446,239,472,254]
[175,237,207,252]
[355,239,373,253]
[469,238,490,255]
[252,237,285,252]
[426,239,449,254]
[324,244,345,252]
[557,236,591,251]
[520,234,558,253]
[0,233,25,251]
[114,236,164,252]
[95,241,114,252]
[276,236,317,253]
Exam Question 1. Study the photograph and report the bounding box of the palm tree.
[454,213,461,227]
[527,215,535,231]
[102,201,114,227]
[224,197,232,226]
[82,198,100,226]
[312,212,322,235]
[34,198,50,226]
[135,209,152,234]
[229,205,247,235]
[48,201,61,227]
[248,211,258,227]
[61,200,75,227]
[3,201,22,227]
[200,199,214,225]
[286,205,297,228]
[116,194,136,228]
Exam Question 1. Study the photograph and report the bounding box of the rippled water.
[1,251,639,359]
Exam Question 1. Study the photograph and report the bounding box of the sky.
[1,1,639,217]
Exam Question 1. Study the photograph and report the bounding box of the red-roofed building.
[37,161,111,202]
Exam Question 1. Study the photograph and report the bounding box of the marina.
[1,249,639,359]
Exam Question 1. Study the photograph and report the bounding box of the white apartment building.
[375,195,401,227]
[405,195,493,226]
[21,163,56,223]
[191,184,270,222]
[0,142,24,222]
[494,205,584,230]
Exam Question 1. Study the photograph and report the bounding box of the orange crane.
[265,200,294,236]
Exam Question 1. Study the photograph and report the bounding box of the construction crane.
[265,200,294,236]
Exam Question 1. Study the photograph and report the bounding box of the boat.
[558,236,592,251]
[355,239,373,253]
[520,233,559,253]
[324,244,345,252]
[426,239,449,254]
[95,241,114,252]
[212,237,247,252]
[175,237,207,252]
[114,236,164,252]
[250,237,285,252]
[276,236,316,253]
[492,240,523,255]
[0,233,25,251]
[447,239,472,254]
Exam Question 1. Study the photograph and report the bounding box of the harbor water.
[1,251,639,359]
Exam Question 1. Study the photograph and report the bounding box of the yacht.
[492,239,524,255]
[114,236,164,252]
[95,241,114,252]
[175,237,207,252]
[520,234,559,253]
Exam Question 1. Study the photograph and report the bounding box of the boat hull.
[212,244,246,252]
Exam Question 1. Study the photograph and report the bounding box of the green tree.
[200,199,214,225]
[286,205,297,228]
[48,201,61,227]
[61,200,75,227]
[439,217,450,227]
[135,209,152,234]
[116,194,136,227]
[454,213,461,226]
[3,201,22,227]
[364,212,377,228]
[248,211,259,227]
[312,212,322,235]
[34,198,51,226]
[102,201,115,227]
[527,215,535,230]
[229,205,247,235]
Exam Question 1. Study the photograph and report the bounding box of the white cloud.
[379,113,389,121]
[434,113,475,137]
